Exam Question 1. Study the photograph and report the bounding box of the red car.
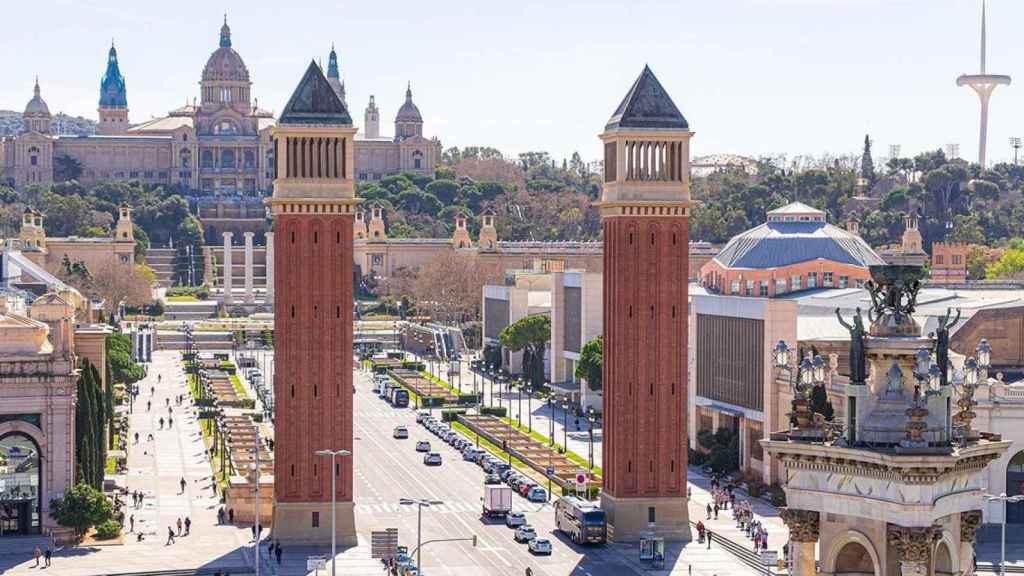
[518,481,537,496]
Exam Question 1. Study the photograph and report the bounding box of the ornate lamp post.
[547,395,554,446]
[985,492,1024,576]
[315,448,352,576]
[587,407,596,471]
[561,396,569,449]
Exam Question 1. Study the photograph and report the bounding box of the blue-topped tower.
[326,44,346,107]
[98,41,129,135]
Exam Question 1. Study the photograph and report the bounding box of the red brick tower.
[598,66,692,542]
[269,61,358,545]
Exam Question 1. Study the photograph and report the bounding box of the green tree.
[54,155,83,182]
[499,314,551,388]
[75,362,97,486]
[50,482,113,538]
[425,179,460,205]
[987,239,1024,279]
[575,335,603,391]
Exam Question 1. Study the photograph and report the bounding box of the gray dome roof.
[24,79,50,116]
[202,20,249,82]
[395,83,422,123]
[714,203,884,270]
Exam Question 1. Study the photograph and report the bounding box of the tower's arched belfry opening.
[598,65,693,542]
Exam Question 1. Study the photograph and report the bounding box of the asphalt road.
[350,367,640,576]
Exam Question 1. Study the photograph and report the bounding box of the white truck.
[482,485,513,518]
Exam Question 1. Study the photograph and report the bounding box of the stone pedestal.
[265,232,274,304]
[601,493,691,542]
[243,231,255,304]
[222,231,233,306]
[271,501,356,546]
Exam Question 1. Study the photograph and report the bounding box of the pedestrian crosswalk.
[353,498,484,515]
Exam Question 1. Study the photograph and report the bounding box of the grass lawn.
[167,295,200,302]
[229,374,249,399]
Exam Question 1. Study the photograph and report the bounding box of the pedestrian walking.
[168,406,173,416]
[713,503,719,519]
[129,514,135,533]
[228,508,234,524]
[33,545,41,567]
[44,547,51,567]
[184,516,191,535]
[176,517,183,536]
[167,527,176,545]
[168,416,174,428]
[159,417,164,429]
[134,432,139,444]
[147,400,152,412]
[147,433,154,442]
[217,507,225,525]
[707,530,713,549]
[275,542,282,564]
[151,385,155,395]
[251,525,256,540]
[706,503,712,519]
[166,398,170,408]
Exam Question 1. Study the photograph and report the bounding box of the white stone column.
[265,232,274,304]
[222,231,234,306]
[244,231,255,304]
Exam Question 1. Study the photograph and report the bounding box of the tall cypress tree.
[75,364,95,487]
[89,362,106,488]
[860,134,875,185]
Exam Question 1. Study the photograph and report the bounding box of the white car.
[415,441,431,452]
[505,512,526,528]
[393,426,409,439]
[416,412,430,424]
[423,452,443,466]
[462,448,481,462]
[514,525,537,543]
[528,538,552,555]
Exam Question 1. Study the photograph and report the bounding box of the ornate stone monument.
[763,263,1010,576]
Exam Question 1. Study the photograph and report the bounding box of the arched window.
[200,149,214,169]
[221,150,235,169]
[1008,450,1024,523]
[244,150,255,170]
[412,150,423,170]
[0,432,43,535]
[28,146,39,167]
[179,149,192,169]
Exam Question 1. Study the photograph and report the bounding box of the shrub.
[688,447,706,467]
[480,406,507,418]
[251,413,264,423]
[441,409,466,422]
[747,481,767,498]
[94,519,121,540]
[768,483,787,507]
[50,483,113,538]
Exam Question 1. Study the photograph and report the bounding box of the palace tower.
[599,65,692,542]
[269,61,358,545]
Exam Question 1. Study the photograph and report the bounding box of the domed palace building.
[1,18,441,194]
[699,201,883,297]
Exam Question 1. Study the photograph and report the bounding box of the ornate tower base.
[602,494,690,542]
[272,502,356,546]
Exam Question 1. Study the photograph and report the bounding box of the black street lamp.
[527,385,534,433]
[561,397,569,449]
[547,396,554,446]
[517,379,523,427]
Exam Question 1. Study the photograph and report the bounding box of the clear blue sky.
[3,0,1021,165]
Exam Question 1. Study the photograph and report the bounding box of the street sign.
[575,468,587,496]
[306,556,326,570]
[371,528,399,559]
[545,466,555,476]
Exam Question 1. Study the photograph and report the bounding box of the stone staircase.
[163,301,219,321]
[145,248,178,287]
[156,330,233,351]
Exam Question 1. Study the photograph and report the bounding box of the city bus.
[390,388,410,408]
[554,496,606,544]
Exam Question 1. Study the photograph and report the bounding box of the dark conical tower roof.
[605,65,688,131]
[278,60,352,126]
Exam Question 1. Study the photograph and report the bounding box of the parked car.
[463,448,481,462]
[491,463,511,477]
[518,481,537,497]
[416,412,430,424]
[415,441,431,452]
[528,538,552,555]
[505,511,527,528]
[514,525,538,543]
[393,426,409,439]
[527,487,547,502]
[423,452,443,466]
[484,473,502,485]
[500,468,517,482]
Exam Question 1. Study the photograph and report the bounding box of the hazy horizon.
[2,0,1021,165]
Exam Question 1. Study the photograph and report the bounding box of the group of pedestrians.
[165,516,193,545]
[32,546,52,568]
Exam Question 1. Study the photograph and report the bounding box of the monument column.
[598,66,692,542]
[780,508,819,576]
[244,231,255,304]
[268,61,358,546]
[222,231,234,306]
[888,525,940,576]
[265,231,274,304]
